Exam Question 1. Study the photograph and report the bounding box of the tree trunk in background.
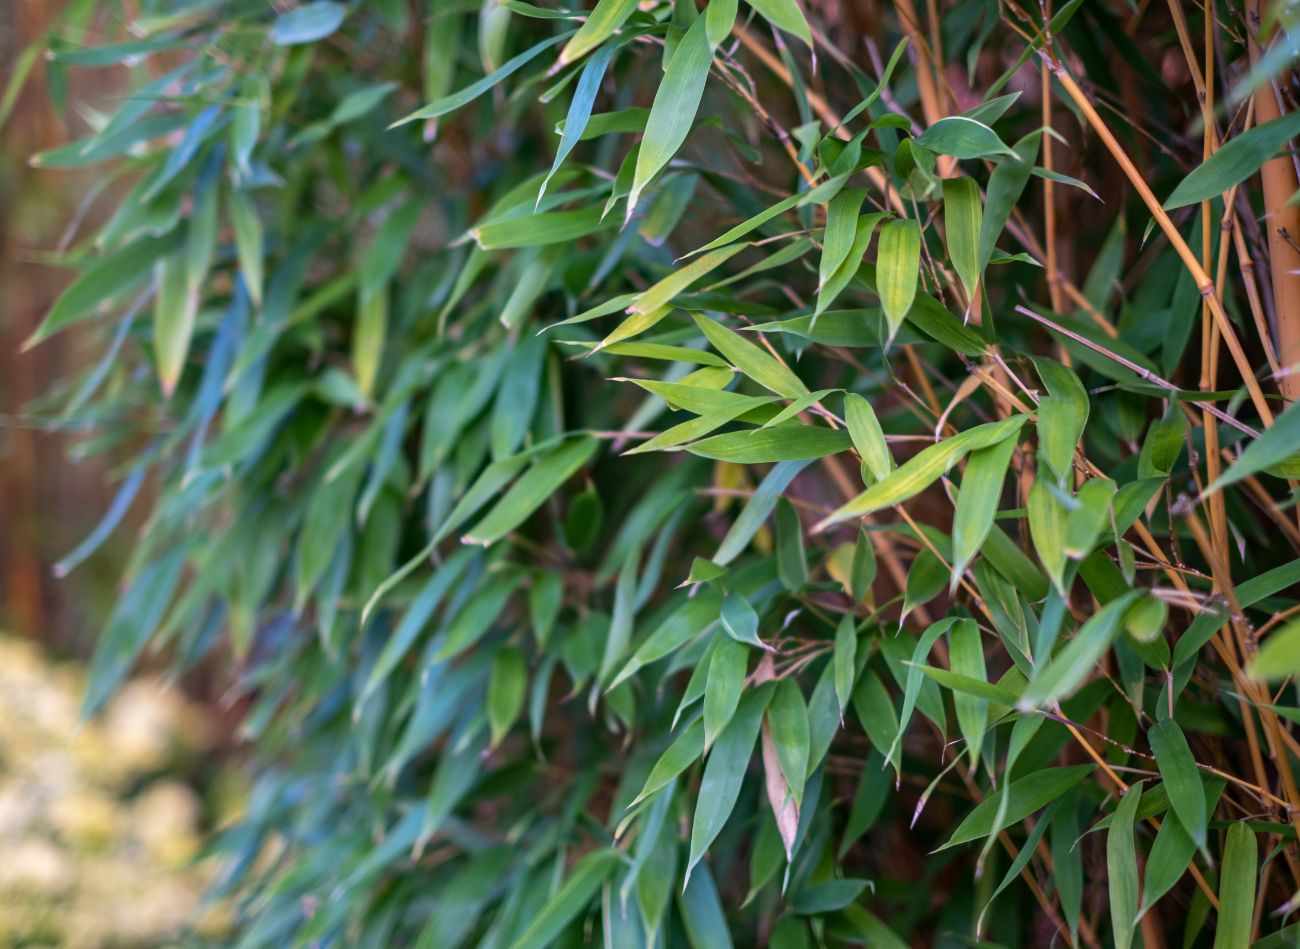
[1,0,111,649]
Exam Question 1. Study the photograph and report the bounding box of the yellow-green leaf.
[877,218,921,342]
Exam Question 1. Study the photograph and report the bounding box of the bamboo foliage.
[18,0,1300,943]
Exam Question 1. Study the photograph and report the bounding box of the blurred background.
[2,4,237,944]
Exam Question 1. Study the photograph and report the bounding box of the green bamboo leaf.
[950,433,1018,587]
[393,32,570,125]
[1141,776,1225,914]
[1165,110,1300,209]
[979,131,1039,271]
[917,116,1015,159]
[692,174,848,257]
[715,460,811,565]
[844,392,893,482]
[269,2,346,45]
[949,618,988,768]
[704,636,748,748]
[909,663,1020,705]
[630,718,705,807]
[1205,397,1300,497]
[704,0,738,45]
[353,284,387,400]
[678,864,735,949]
[775,497,808,590]
[1148,720,1206,850]
[1035,395,1081,484]
[27,234,168,348]
[152,248,196,398]
[229,187,264,306]
[1213,823,1257,949]
[488,646,527,748]
[628,16,712,216]
[877,218,921,342]
[816,415,1028,530]
[768,678,809,806]
[631,244,746,314]
[833,614,857,716]
[686,683,773,884]
[626,395,778,455]
[942,176,983,301]
[818,188,868,293]
[1019,592,1140,709]
[938,764,1093,849]
[463,436,598,545]
[1248,617,1300,680]
[693,312,809,398]
[1027,477,1068,595]
[1107,782,1143,949]
[814,211,886,320]
[744,0,811,45]
[558,0,638,65]
[720,593,768,649]
[684,426,850,464]
[509,849,622,949]
[472,207,609,249]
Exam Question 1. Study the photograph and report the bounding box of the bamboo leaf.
[938,764,1093,849]
[877,218,921,342]
[704,637,748,747]
[510,849,622,949]
[816,415,1028,530]
[1165,109,1300,209]
[684,426,851,463]
[942,176,983,301]
[1107,782,1143,949]
[463,436,598,545]
[488,646,527,748]
[1213,823,1257,949]
[844,392,893,482]
[628,16,712,216]
[694,312,809,398]
[950,433,1018,587]
[1019,592,1140,709]
[744,0,812,45]
[1205,397,1300,497]
[687,683,773,884]
[1148,720,1206,850]
[559,0,638,65]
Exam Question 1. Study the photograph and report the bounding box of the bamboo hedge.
[19,0,1300,944]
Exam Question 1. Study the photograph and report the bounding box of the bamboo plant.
[18,0,1300,944]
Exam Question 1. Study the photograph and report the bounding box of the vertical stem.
[1247,0,1300,400]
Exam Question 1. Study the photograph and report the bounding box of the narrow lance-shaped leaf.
[1019,592,1140,709]
[844,392,893,482]
[703,636,748,748]
[1165,109,1300,209]
[950,432,1018,589]
[816,415,1028,530]
[877,218,921,343]
[509,849,622,949]
[1213,823,1257,949]
[628,16,712,217]
[1107,782,1143,949]
[1148,720,1207,850]
[686,683,773,885]
[558,0,638,66]
[152,248,197,398]
[463,436,598,545]
[693,312,809,398]
[540,42,616,204]
[943,176,983,304]
[744,0,812,46]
